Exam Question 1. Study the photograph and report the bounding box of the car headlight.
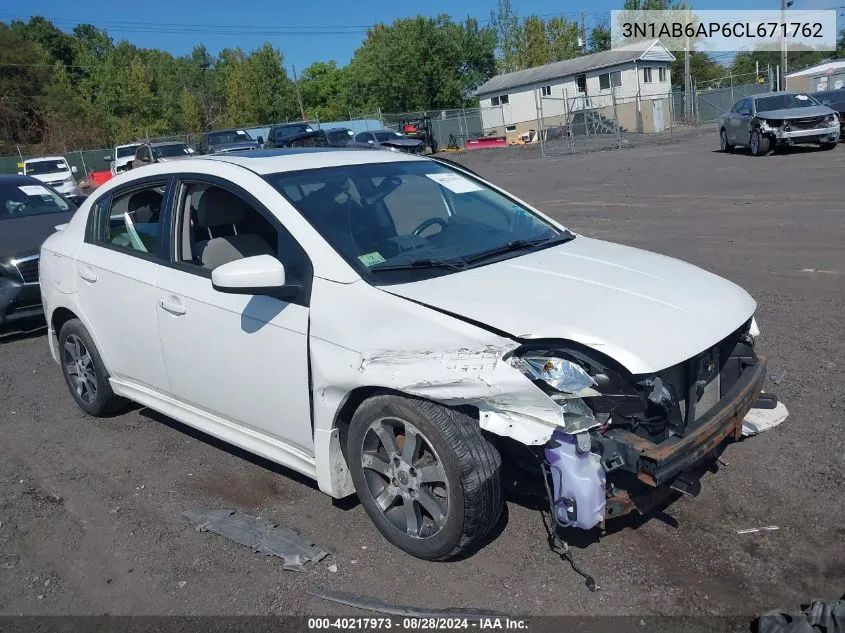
[64,177,75,185]
[508,353,604,434]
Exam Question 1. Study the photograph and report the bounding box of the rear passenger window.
[89,183,167,256]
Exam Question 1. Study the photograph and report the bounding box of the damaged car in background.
[39,149,774,561]
[720,91,839,156]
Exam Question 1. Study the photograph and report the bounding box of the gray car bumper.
[773,127,840,144]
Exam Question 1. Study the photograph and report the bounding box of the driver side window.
[89,183,167,257]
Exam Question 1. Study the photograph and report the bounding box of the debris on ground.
[756,598,845,633]
[737,526,779,535]
[306,587,516,621]
[743,401,789,437]
[0,555,18,569]
[328,564,337,573]
[183,508,330,572]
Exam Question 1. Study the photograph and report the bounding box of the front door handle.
[159,298,186,316]
[78,267,97,283]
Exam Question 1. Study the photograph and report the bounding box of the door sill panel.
[109,378,318,481]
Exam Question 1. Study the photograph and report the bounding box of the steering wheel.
[411,217,447,236]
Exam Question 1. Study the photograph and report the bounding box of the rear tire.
[58,319,125,416]
[720,128,734,152]
[750,130,770,156]
[347,394,502,560]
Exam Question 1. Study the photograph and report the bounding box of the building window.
[658,67,667,82]
[500,94,509,104]
[598,71,622,90]
[491,96,499,106]
[643,67,653,83]
[541,85,552,96]
[575,74,587,93]
[505,125,517,132]
[491,94,509,106]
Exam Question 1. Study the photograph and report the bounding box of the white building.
[786,60,845,92]
[475,39,675,136]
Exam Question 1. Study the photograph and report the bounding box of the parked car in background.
[265,122,316,148]
[131,141,195,169]
[20,156,82,198]
[719,92,839,156]
[1,175,75,332]
[810,88,845,139]
[284,127,355,149]
[40,148,768,561]
[348,129,425,153]
[109,143,142,175]
[199,129,263,154]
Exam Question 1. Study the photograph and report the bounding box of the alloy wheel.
[63,334,98,404]
[360,417,450,539]
[751,132,760,154]
[720,130,727,150]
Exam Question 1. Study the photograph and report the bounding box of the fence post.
[78,150,87,176]
[611,86,621,150]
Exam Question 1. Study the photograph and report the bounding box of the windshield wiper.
[464,234,574,265]
[370,257,467,273]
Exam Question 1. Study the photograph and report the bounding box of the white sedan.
[40,149,767,560]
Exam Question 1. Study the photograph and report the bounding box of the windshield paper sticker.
[426,173,483,194]
[18,185,51,196]
[358,252,386,267]
[796,94,809,100]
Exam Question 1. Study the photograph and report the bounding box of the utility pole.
[780,0,788,90]
[580,13,587,52]
[684,3,692,119]
[291,65,306,121]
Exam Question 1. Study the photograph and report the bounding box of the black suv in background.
[198,129,262,154]
[265,122,317,148]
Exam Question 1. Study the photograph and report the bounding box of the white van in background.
[20,156,82,198]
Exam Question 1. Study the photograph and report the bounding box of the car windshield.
[116,145,140,158]
[266,160,572,284]
[756,93,820,111]
[276,124,312,139]
[207,130,253,145]
[375,131,403,142]
[24,160,68,175]
[327,129,353,144]
[152,143,190,158]
[0,182,71,220]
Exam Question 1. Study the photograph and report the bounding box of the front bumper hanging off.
[604,356,767,519]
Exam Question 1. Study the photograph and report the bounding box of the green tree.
[10,16,76,69]
[489,0,521,72]
[518,16,551,68]
[300,61,347,121]
[731,47,828,82]
[588,22,612,53]
[546,16,582,61]
[346,16,496,112]
[0,24,52,150]
[180,88,202,132]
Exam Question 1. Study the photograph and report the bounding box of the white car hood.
[383,236,756,374]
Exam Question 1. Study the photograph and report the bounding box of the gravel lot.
[1,133,843,618]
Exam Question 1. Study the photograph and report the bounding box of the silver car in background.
[719,92,839,156]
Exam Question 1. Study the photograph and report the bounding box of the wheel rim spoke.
[403,498,421,535]
[373,423,399,456]
[374,486,399,511]
[416,487,446,527]
[417,463,446,484]
[361,453,391,477]
[401,428,419,466]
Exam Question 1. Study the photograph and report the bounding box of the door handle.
[78,267,97,283]
[159,298,186,316]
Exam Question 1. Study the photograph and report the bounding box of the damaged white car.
[40,149,770,560]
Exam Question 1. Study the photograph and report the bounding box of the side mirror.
[71,165,78,174]
[211,255,301,299]
[256,136,264,145]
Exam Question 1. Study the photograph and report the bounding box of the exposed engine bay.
[508,318,768,531]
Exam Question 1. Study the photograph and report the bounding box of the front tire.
[750,130,770,156]
[347,394,502,560]
[820,141,837,150]
[59,319,125,416]
[720,128,734,152]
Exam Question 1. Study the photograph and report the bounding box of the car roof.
[199,147,425,174]
[0,174,44,185]
[751,91,812,99]
[117,142,141,148]
[23,156,66,162]
[149,140,187,147]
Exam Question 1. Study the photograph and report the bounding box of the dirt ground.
[1,133,843,619]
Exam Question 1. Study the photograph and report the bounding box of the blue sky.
[5,0,842,70]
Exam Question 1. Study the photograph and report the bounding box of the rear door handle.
[159,298,186,316]
[78,267,97,283]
